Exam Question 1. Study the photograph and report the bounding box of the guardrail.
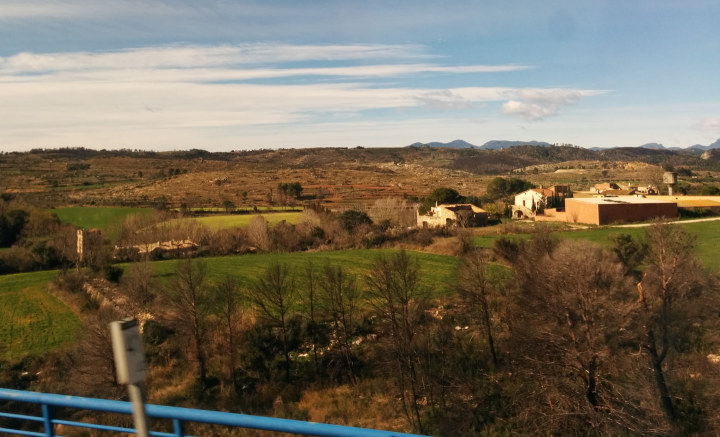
[0,388,426,437]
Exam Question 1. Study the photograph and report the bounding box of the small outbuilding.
[418,204,488,228]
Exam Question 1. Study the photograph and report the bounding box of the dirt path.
[611,216,720,228]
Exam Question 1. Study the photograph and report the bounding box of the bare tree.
[247,215,269,251]
[299,261,323,376]
[455,209,473,228]
[67,306,125,398]
[512,240,644,433]
[457,249,499,367]
[119,260,156,319]
[365,250,427,433]
[211,276,244,393]
[163,258,211,386]
[249,262,297,382]
[637,221,710,423]
[367,198,412,227]
[320,262,360,385]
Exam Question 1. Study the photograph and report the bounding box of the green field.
[0,270,81,361]
[0,249,460,360]
[146,249,463,298]
[192,212,302,230]
[53,207,154,230]
[474,221,720,271]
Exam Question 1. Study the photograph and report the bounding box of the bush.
[55,269,87,294]
[492,236,523,264]
[418,188,464,214]
[338,210,372,234]
[700,185,720,196]
[102,264,124,283]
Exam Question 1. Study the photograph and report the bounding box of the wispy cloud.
[0,44,597,150]
[414,90,488,109]
[0,44,432,72]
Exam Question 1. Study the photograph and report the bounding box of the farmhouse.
[536,197,677,225]
[114,239,199,258]
[418,204,488,228]
[512,185,570,219]
[591,183,620,193]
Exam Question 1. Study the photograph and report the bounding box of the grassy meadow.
[0,270,81,361]
[0,249,460,361]
[192,212,302,230]
[53,206,154,230]
[146,249,463,299]
[474,220,720,271]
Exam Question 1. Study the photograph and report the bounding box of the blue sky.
[0,0,718,151]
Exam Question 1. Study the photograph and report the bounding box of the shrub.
[338,210,373,234]
[55,269,87,294]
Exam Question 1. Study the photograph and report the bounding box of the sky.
[0,0,719,151]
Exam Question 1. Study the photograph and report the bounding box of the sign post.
[110,319,149,437]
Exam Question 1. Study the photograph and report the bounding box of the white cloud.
[0,44,432,73]
[500,88,588,121]
[696,117,720,132]
[0,44,597,150]
[413,90,487,109]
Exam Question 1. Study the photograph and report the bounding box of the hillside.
[4,145,720,209]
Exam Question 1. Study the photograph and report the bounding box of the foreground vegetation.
[0,249,458,360]
[475,220,720,270]
[2,222,719,436]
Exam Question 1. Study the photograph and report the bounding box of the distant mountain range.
[638,143,682,151]
[408,140,552,150]
[688,138,720,151]
[410,138,720,152]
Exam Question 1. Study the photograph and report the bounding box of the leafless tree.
[247,215,269,251]
[512,240,647,434]
[457,249,500,367]
[211,276,244,393]
[248,262,297,382]
[455,210,474,228]
[67,306,125,398]
[320,262,361,385]
[365,250,427,433]
[367,198,412,227]
[119,260,156,319]
[299,261,322,376]
[637,221,712,423]
[163,258,211,386]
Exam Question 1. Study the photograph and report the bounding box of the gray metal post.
[111,319,150,437]
[128,384,149,437]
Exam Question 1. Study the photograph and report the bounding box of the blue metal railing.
[0,388,425,437]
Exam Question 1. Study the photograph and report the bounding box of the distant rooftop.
[567,197,675,205]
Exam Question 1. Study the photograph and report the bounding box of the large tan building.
[537,197,677,225]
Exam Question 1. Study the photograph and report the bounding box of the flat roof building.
[537,197,677,225]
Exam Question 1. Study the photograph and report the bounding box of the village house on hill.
[417,203,488,228]
[512,185,570,219]
[590,183,619,193]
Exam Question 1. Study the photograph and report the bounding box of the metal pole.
[128,383,149,437]
[41,404,54,437]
